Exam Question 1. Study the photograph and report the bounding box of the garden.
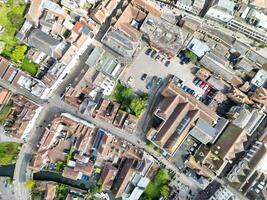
[110,82,148,117]
[0,142,20,165]
[140,169,171,200]
[0,0,39,76]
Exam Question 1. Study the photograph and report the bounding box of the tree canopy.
[25,180,36,190]
[11,45,27,62]
[110,82,148,117]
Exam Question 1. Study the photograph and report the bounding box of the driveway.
[121,47,205,97]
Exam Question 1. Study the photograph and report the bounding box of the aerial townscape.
[0,0,267,200]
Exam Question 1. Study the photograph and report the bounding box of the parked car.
[193,77,199,85]
[156,77,163,85]
[151,76,157,83]
[145,48,152,55]
[196,79,203,86]
[178,51,185,58]
[200,82,206,88]
[146,81,153,90]
[155,54,161,61]
[165,60,170,67]
[180,57,189,65]
[151,50,157,58]
[141,73,147,81]
[181,85,188,91]
[127,76,133,84]
[203,85,209,91]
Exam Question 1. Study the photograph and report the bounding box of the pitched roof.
[28,29,61,57]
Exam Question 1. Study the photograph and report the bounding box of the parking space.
[121,47,205,98]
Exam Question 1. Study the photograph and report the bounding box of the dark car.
[146,81,153,90]
[141,73,147,81]
[150,50,157,58]
[146,76,157,90]
[145,48,152,55]
[165,60,170,67]
[151,76,157,83]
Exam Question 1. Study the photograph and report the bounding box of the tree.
[112,82,133,107]
[7,10,24,29]
[129,97,146,117]
[185,50,198,63]
[25,180,36,190]
[160,185,170,197]
[11,45,27,62]
[155,169,170,184]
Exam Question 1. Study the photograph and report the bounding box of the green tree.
[11,45,27,62]
[129,97,146,117]
[7,10,24,29]
[185,50,198,63]
[155,169,170,184]
[111,82,133,107]
[55,160,64,172]
[160,185,170,197]
[25,180,36,190]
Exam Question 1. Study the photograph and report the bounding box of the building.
[205,0,235,23]
[94,99,120,124]
[226,141,267,192]
[27,29,66,59]
[187,37,210,58]
[100,162,118,190]
[250,69,267,89]
[111,158,137,198]
[86,47,124,80]
[91,0,119,24]
[0,87,11,108]
[114,2,147,41]
[140,13,190,58]
[0,56,47,97]
[227,105,266,136]
[186,123,247,180]
[30,113,96,171]
[226,19,267,43]
[101,26,140,58]
[3,95,41,139]
[146,77,218,155]
[209,186,236,200]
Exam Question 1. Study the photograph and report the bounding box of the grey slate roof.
[189,118,216,144]
[27,29,61,57]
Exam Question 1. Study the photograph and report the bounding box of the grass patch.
[0,142,20,165]
[140,169,170,200]
[0,101,12,124]
[0,0,27,56]
[21,58,39,76]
